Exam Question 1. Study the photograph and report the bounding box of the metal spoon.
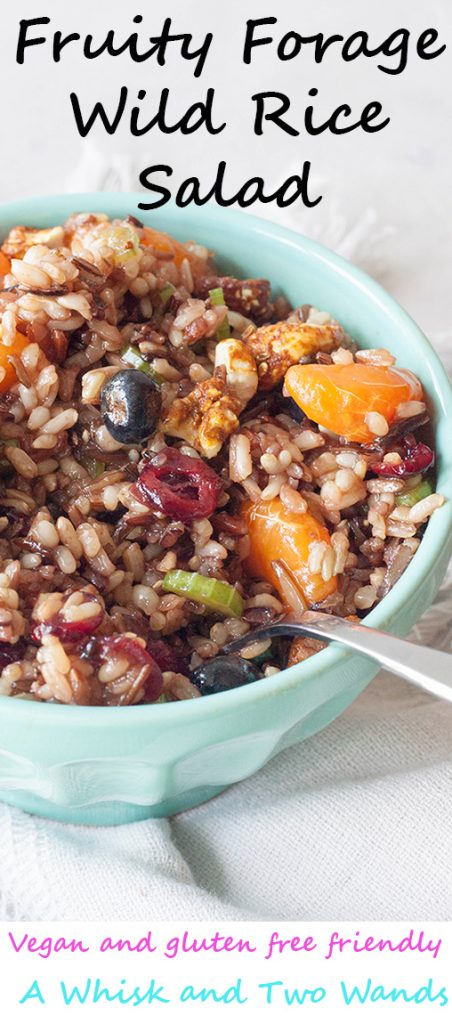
[223,610,452,704]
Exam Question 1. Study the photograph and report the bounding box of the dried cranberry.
[31,592,104,643]
[372,441,434,477]
[97,635,163,702]
[135,447,223,523]
[147,639,189,676]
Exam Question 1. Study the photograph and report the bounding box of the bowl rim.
[0,191,450,727]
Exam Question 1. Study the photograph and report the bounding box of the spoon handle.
[224,611,452,703]
[292,611,452,703]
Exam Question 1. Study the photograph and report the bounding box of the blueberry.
[191,655,263,696]
[101,369,162,444]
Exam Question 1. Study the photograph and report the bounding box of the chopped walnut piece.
[243,320,344,390]
[287,635,327,667]
[162,374,242,459]
[2,225,64,259]
[195,275,274,324]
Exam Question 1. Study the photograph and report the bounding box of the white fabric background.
[0,0,451,921]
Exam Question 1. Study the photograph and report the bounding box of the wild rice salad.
[0,213,444,705]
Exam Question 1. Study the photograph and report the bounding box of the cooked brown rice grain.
[35,519,60,549]
[4,446,38,479]
[260,452,280,475]
[209,621,229,646]
[156,551,177,572]
[54,545,78,574]
[106,570,126,593]
[20,553,42,568]
[354,585,377,610]
[150,611,167,632]
[278,448,293,469]
[364,412,389,436]
[293,429,325,451]
[76,523,102,558]
[335,468,357,492]
[151,359,182,382]
[41,633,71,673]
[94,425,125,452]
[122,543,145,581]
[355,348,396,366]
[396,400,426,419]
[11,260,52,289]
[239,638,272,660]
[42,408,78,434]
[331,346,354,365]
[321,547,335,582]
[366,477,406,494]
[0,586,19,609]
[81,367,118,404]
[331,532,349,574]
[57,517,84,558]
[229,434,252,482]
[132,585,160,616]
[383,452,403,465]
[260,474,285,500]
[369,566,386,590]
[279,482,308,514]
[386,522,418,538]
[26,406,51,430]
[32,433,58,449]
[308,541,328,575]
[1,309,17,346]
[64,600,102,624]
[98,658,129,684]
[245,593,284,613]
[354,458,368,479]
[163,671,201,701]
[129,276,150,298]
[189,363,211,383]
[90,319,122,349]
[287,462,304,480]
[408,492,444,522]
[391,492,445,524]
[336,451,357,469]
[311,452,338,477]
[321,478,367,510]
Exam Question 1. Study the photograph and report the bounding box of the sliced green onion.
[80,455,105,479]
[121,344,164,385]
[216,318,230,341]
[208,287,225,306]
[395,479,433,507]
[162,570,244,618]
[208,286,230,341]
[159,283,175,308]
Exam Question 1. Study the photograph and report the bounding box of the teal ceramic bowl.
[0,193,450,825]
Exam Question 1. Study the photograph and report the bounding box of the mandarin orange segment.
[285,362,423,443]
[0,329,29,392]
[141,226,183,262]
[140,226,207,277]
[243,497,337,607]
[0,252,10,278]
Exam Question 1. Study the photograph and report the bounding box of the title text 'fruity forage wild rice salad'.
[0,214,444,704]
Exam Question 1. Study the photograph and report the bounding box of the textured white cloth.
[0,156,451,923]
